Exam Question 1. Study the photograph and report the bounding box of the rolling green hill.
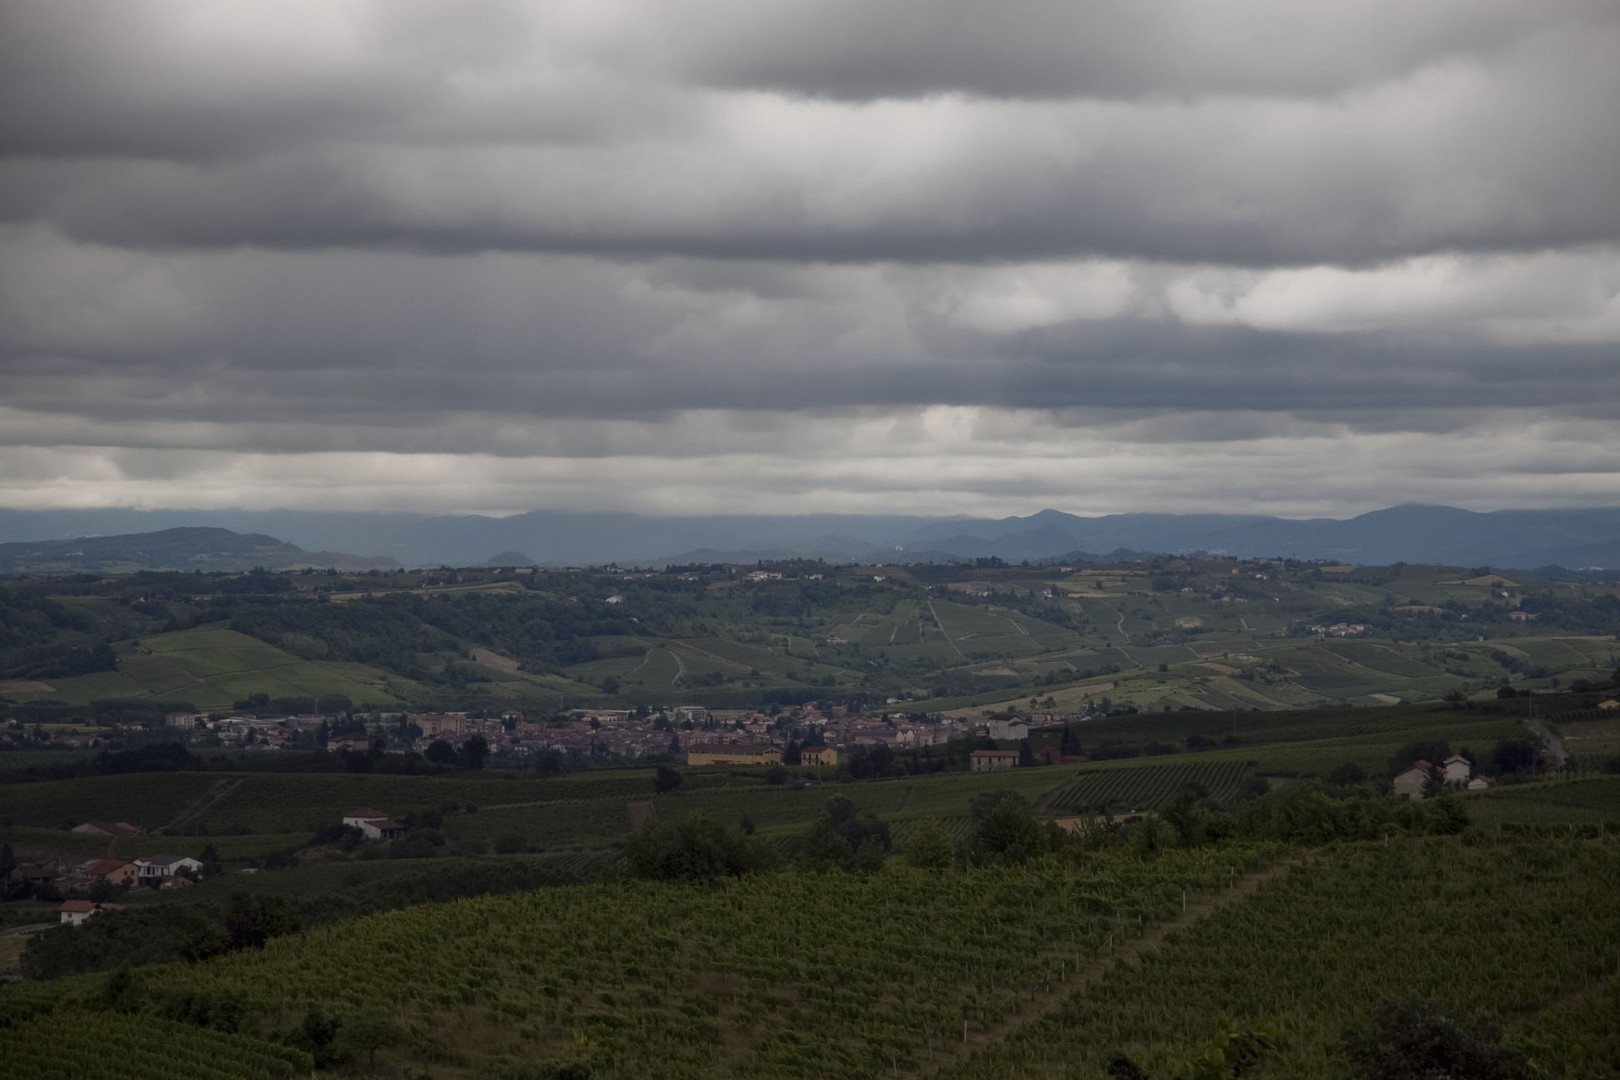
[2,559,1617,715]
[0,527,392,574]
[14,627,421,710]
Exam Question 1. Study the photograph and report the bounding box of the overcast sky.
[2,0,1617,519]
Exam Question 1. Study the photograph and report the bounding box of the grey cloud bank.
[0,1,1616,519]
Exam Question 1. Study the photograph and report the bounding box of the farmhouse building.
[799,745,838,767]
[70,820,141,838]
[408,712,470,737]
[1441,754,1472,784]
[58,858,139,892]
[986,715,1031,741]
[134,855,203,886]
[970,749,1019,772]
[1392,763,1432,800]
[342,808,405,840]
[58,899,123,925]
[12,862,63,888]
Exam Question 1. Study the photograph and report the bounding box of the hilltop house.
[342,808,405,840]
[970,749,1019,773]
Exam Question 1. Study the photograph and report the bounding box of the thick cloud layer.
[1,1,1616,517]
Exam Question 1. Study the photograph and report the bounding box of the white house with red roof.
[58,899,124,925]
[342,807,405,840]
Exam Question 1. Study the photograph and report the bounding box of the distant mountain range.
[0,527,397,575]
[0,505,1617,572]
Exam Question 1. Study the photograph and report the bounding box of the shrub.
[1342,998,1530,1080]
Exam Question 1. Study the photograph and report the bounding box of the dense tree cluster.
[622,812,779,881]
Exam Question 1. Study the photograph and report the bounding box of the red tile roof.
[57,900,122,914]
[84,859,133,876]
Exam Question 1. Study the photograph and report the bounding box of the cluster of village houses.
[15,695,1101,773]
[1306,622,1371,637]
[8,840,206,925]
[315,703,1059,767]
[1392,753,1495,799]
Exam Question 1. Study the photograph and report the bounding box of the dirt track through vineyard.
[159,776,244,834]
[919,850,1310,1075]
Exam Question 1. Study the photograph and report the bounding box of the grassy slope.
[10,626,422,709]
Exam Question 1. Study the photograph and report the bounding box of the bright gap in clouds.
[1,409,1617,519]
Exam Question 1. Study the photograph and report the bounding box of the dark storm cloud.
[660,0,1602,100]
[2,237,1614,449]
[1,1,1616,266]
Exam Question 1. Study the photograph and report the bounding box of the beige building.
[800,745,838,767]
[1392,763,1432,800]
[686,743,782,766]
[81,859,138,888]
[969,749,1019,772]
[410,712,469,737]
[342,807,405,840]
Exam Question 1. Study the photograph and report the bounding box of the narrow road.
[927,599,966,659]
[161,777,244,835]
[1090,599,1128,641]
